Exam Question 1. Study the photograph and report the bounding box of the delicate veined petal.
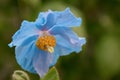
[55,35,75,56]
[9,20,40,47]
[35,12,46,27]
[19,20,40,36]
[50,47,60,66]
[35,10,55,30]
[54,8,81,27]
[51,27,86,55]
[50,26,81,46]
[32,46,60,76]
[9,34,39,48]
[8,30,20,47]
[15,40,37,73]
[33,50,53,77]
[55,35,86,56]
[35,8,81,32]
[79,37,86,46]
[43,12,56,30]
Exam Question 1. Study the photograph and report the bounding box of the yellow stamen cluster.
[36,35,56,53]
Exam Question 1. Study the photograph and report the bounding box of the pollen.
[36,35,56,53]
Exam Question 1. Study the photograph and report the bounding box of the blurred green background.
[0,0,120,80]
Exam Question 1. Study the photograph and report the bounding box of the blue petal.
[35,12,46,28]
[51,27,86,56]
[33,50,53,77]
[79,37,86,46]
[54,8,81,27]
[49,47,60,66]
[55,35,75,56]
[35,8,81,32]
[15,40,37,73]
[9,20,40,47]
[43,12,56,30]
[35,11,56,30]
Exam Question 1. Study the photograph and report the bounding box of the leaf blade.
[41,67,59,80]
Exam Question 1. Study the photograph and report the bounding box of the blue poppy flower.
[8,8,86,77]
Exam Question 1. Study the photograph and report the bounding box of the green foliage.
[41,67,59,80]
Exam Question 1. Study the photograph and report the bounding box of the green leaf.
[41,67,59,80]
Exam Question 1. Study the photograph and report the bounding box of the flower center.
[36,35,56,53]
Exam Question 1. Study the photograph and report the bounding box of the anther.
[47,46,54,53]
[36,35,56,53]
